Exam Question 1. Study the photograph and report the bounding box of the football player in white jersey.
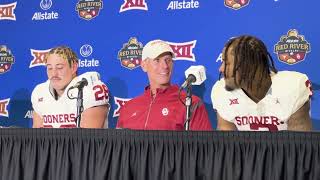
[31,46,110,128]
[211,35,312,131]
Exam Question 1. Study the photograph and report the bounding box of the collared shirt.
[117,85,212,130]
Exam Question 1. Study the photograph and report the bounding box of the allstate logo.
[40,0,52,10]
[80,44,93,57]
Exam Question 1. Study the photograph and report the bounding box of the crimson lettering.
[0,3,16,20]
[93,84,109,101]
[120,0,147,12]
[236,116,280,126]
[0,99,9,117]
[29,49,50,68]
[235,115,280,131]
[170,44,193,58]
[43,113,76,124]
[122,0,145,8]
[167,41,196,61]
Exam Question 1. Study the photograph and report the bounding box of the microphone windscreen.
[184,65,206,85]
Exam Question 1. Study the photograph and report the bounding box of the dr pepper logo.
[274,29,311,65]
[118,37,143,70]
[75,0,103,20]
[0,45,15,74]
[224,0,249,10]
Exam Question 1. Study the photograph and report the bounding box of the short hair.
[223,35,278,90]
[44,46,78,67]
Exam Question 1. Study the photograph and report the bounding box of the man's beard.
[224,78,239,91]
[225,85,235,91]
[220,72,240,91]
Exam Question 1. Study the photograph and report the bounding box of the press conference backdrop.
[0,0,319,129]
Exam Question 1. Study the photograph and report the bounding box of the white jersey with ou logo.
[211,71,312,131]
[31,72,110,128]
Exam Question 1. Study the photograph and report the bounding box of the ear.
[72,62,78,74]
[140,60,148,72]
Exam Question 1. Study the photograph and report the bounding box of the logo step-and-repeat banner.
[1,0,319,129]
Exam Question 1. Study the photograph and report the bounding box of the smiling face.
[141,52,173,90]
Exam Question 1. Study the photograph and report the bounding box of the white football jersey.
[211,71,312,131]
[31,72,109,128]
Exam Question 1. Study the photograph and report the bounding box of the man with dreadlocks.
[31,46,110,128]
[211,35,312,131]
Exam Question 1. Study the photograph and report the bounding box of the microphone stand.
[76,85,85,128]
[184,83,193,131]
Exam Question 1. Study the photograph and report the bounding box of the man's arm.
[80,105,109,128]
[190,100,213,130]
[32,112,43,128]
[287,100,312,131]
[217,112,237,131]
[116,105,127,129]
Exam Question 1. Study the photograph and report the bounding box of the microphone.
[69,78,88,89]
[180,65,206,89]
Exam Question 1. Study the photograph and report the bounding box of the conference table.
[0,128,319,180]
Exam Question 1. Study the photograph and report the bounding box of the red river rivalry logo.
[0,2,17,20]
[118,37,143,70]
[113,96,131,117]
[0,98,10,117]
[76,0,103,20]
[29,49,51,68]
[0,45,15,74]
[274,29,311,65]
[224,0,249,10]
[119,0,148,13]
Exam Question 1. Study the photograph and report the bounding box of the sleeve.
[211,80,223,110]
[288,73,312,115]
[190,97,213,131]
[116,99,136,129]
[210,80,235,122]
[31,85,42,116]
[82,80,110,110]
[116,104,127,129]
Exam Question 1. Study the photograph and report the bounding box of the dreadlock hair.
[44,45,78,68]
[223,35,278,90]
